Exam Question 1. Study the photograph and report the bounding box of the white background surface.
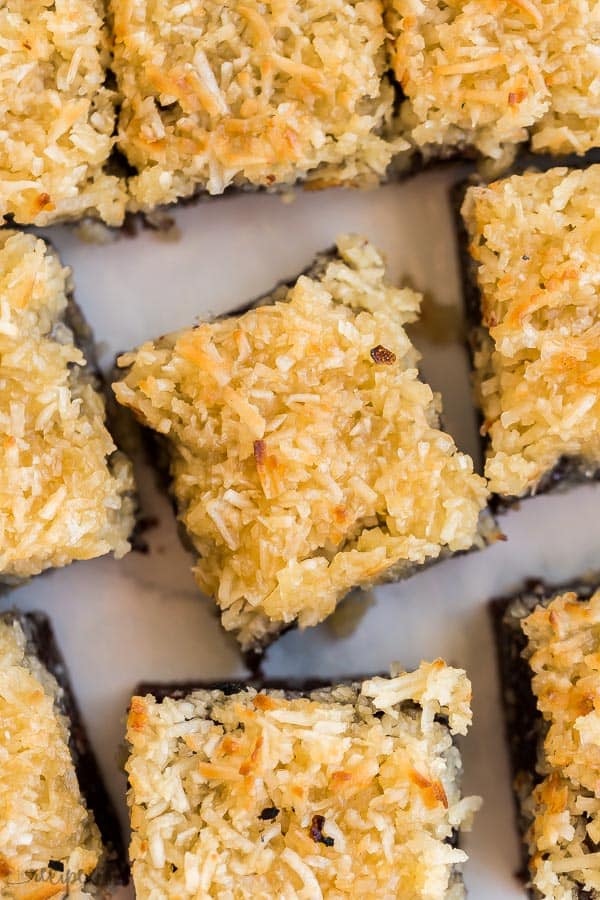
[8,165,600,898]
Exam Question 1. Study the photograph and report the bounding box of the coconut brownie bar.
[0,0,126,227]
[0,230,134,585]
[0,610,127,895]
[460,165,600,502]
[388,0,600,164]
[114,235,492,651]
[126,661,480,899]
[493,580,600,899]
[110,0,405,211]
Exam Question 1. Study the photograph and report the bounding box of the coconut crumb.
[462,166,600,498]
[0,0,126,226]
[126,662,480,899]
[520,589,600,898]
[113,235,489,649]
[0,617,102,895]
[111,0,406,210]
[0,231,134,581]
[388,0,600,159]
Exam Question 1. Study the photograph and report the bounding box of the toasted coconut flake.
[126,663,479,899]
[0,231,134,580]
[462,166,600,498]
[388,0,600,158]
[114,235,488,649]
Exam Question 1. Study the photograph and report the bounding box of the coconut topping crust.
[0,231,134,580]
[126,661,480,899]
[111,0,404,210]
[0,0,126,226]
[0,618,102,895]
[520,590,600,898]
[114,235,489,649]
[388,0,600,160]
[462,166,600,499]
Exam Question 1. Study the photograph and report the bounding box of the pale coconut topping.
[520,590,600,898]
[0,618,102,896]
[462,166,600,498]
[126,661,480,900]
[114,235,489,649]
[388,0,600,160]
[0,0,126,226]
[111,0,406,210]
[0,230,134,581]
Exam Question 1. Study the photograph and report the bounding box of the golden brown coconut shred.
[462,166,600,498]
[0,0,126,226]
[0,618,103,897]
[387,0,600,161]
[126,661,480,900]
[114,235,489,650]
[0,230,134,581]
[520,590,600,899]
[111,0,406,210]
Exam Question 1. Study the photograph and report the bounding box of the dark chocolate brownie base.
[451,168,600,511]
[491,576,600,898]
[1,610,129,889]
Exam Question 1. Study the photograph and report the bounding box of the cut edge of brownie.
[451,164,600,512]
[490,575,600,898]
[1,609,129,889]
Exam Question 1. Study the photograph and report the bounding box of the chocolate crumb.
[259,806,280,820]
[136,515,160,535]
[370,345,396,365]
[253,439,267,464]
[310,814,335,847]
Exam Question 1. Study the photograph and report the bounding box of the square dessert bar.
[114,235,493,651]
[111,0,403,210]
[461,165,600,502]
[388,0,600,163]
[0,0,125,226]
[126,661,479,899]
[0,611,127,893]
[0,231,134,585]
[493,580,600,899]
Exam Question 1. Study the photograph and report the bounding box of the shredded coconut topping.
[388,0,600,159]
[462,166,600,498]
[111,0,404,209]
[521,590,600,898]
[126,662,479,899]
[0,231,134,580]
[0,0,126,226]
[0,618,102,895]
[114,235,488,649]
